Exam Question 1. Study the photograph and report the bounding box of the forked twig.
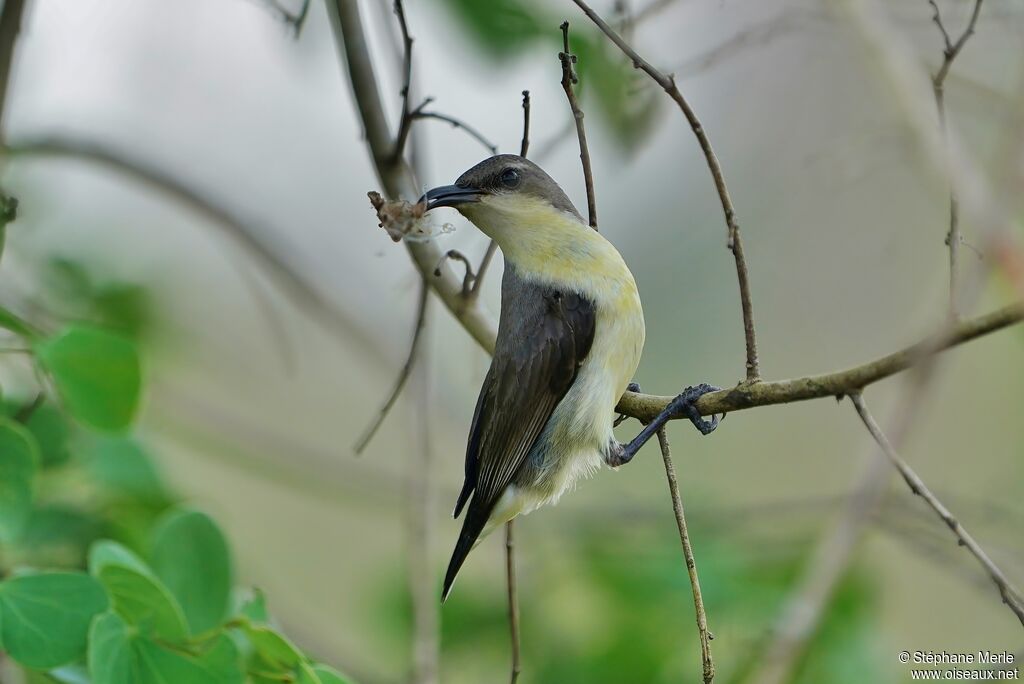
[558,22,598,230]
[850,392,1024,627]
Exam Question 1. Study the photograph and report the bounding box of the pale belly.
[487,297,645,531]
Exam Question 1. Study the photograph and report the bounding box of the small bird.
[421,155,719,601]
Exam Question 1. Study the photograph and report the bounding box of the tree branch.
[558,21,598,230]
[656,428,715,684]
[570,0,760,381]
[849,392,1024,627]
[353,277,429,454]
[325,0,497,353]
[0,0,26,140]
[929,0,985,318]
[505,521,521,684]
[616,302,1024,421]
[390,0,415,162]
[519,90,531,158]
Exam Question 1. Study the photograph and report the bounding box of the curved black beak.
[419,184,482,211]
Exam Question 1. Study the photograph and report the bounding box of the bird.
[421,155,719,601]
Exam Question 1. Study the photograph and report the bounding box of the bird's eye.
[499,168,521,188]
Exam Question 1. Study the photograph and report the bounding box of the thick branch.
[616,303,1024,421]
[656,429,715,684]
[325,0,497,353]
[570,0,760,381]
[850,393,1024,626]
[558,22,598,230]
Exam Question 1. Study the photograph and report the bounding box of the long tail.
[442,498,491,602]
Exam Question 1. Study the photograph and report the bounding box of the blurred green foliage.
[433,0,661,149]
[0,252,354,683]
[376,526,887,684]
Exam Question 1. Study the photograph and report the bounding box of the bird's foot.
[666,383,722,436]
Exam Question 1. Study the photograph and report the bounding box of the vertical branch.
[849,392,1024,627]
[656,428,715,684]
[0,0,26,139]
[407,298,439,684]
[505,521,521,684]
[929,0,985,318]
[502,87,532,684]
[390,0,415,162]
[558,22,599,230]
[519,90,531,158]
[569,0,760,381]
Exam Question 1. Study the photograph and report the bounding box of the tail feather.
[442,499,490,602]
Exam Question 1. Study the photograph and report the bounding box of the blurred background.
[1,0,1023,682]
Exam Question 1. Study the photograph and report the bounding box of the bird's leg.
[606,383,721,467]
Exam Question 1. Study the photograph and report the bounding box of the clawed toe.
[668,383,722,436]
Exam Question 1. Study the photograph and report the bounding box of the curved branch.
[616,303,1024,421]
[325,0,497,353]
[570,0,760,381]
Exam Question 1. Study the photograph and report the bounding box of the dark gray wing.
[443,268,595,599]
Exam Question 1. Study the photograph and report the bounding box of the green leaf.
[245,624,303,671]
[90,611,244,684]
[90,542,189,641]
[23,403,71,467]
[311,664,355,684]
[34,325,141,431]
[0,572,108,668]
[89,612,135,684]
[150,509,232,634]
[437,0,543,57]
[81,436,167,501]
[239,587,268,623]
[0,418,39,542]
[88,540,153,577]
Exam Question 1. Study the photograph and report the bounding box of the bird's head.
[420,155,583,241]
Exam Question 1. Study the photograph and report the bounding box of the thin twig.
[390,0,415,162]
[519,90,531,158]
[470,242,499,299]
[505,521,521,684]
[410,101,499,156]
[849,392,1024,627]
[616,302,1024,422]
[558,21,598,230]
[929,0,985,318]
[656,428,714,684]
[749,374,933,684]
[353,277,429,454]
[570,0,760,381]
[433,249,475,297]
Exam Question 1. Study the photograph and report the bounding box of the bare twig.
[519,90,531,158]
[391,0,416,162]
[325,0,497,352]
[849,392,1024,627]
[505,521,521,684]
[656,428,714,684]
[410,104,499,156]
[749,375,932,684]
[570,0,760,381]
[353,277,429,454]
[407,312,439,684]
[558,21,598,230]
[433,249,475,297]
[929,0,985,318]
